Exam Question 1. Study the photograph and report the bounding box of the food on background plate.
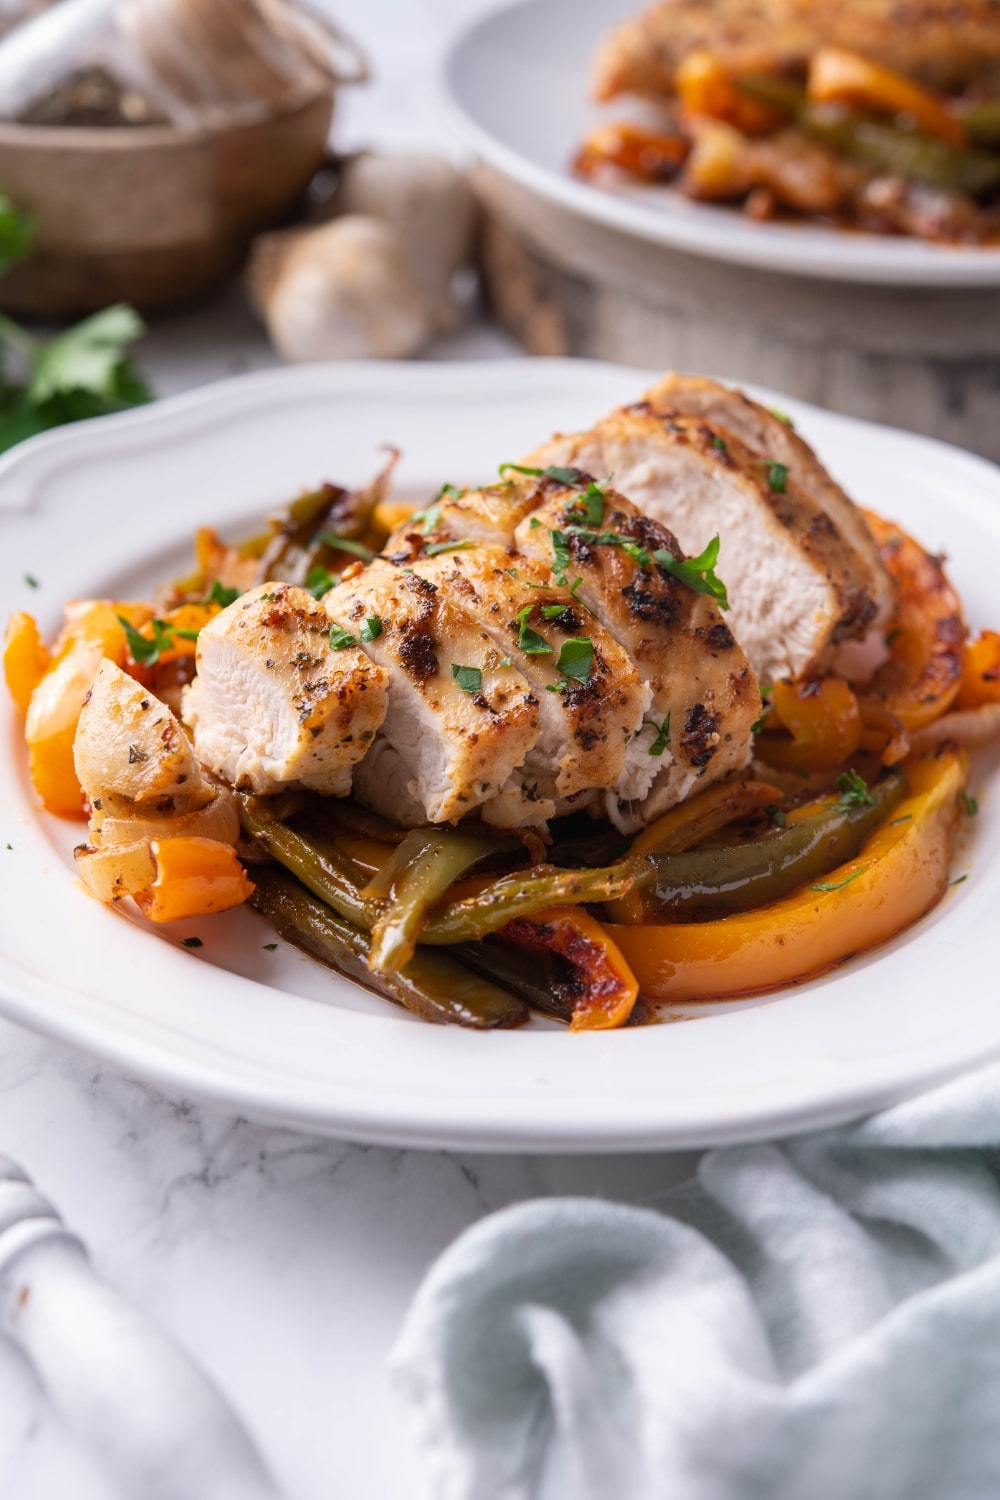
[5,374,995,1031]
[577,0,1000,244]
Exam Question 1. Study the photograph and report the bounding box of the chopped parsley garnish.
[761,460,789,493]
[23,573,38,588]
[550,529,571,586]
[812,868,865,892]
[555,637,593,683]
[328,626,356,650]
[567,481,608,527]
[889,814,913,827]
[314,531,376,561]
[541,604,568,620]
[204,579,241,608]
[360,616,383,642]
[960,790,979,817]
[653,535,729,609]
[643,712,671,756]
[172,627,201,642]
[952,874,969,886]
[117,614,176,667]
[437,483,465,501]
[514,604,552,655]
[181,936,203,948]
[835,769,875,810]
[529,516,542,529]
[765,804,787,828]
[451,663,482,694]
[305,566,336,599]
[263,943,278,951]
[768,407,794,427]
[410,502,441,534]
[750,708,770,735]
[711,435,727,451]
[425,539,476,557]
[565,527,651,566]
[499,462,581,485]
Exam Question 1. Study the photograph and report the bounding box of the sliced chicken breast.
[594,0,1000,104]
[75,657,214,813]
[526,409,874,684]
[323,559,541,826]
[643,373,895,628]
[430,472,760,830]
[383,529,650,821]
[183,583,388,796]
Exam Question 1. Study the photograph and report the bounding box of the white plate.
[442,0,1000,288]
[1,358,999,1151]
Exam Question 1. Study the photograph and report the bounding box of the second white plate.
[442,0,1000,288]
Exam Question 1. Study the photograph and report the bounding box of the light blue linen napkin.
[391,1060,1000,1500]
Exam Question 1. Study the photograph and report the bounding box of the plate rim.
[439,0,1000,290]
[3,356,1000,1152]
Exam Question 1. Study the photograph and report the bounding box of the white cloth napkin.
[391,1061,1000,1500]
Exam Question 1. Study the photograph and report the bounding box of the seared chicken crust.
[184,583,389,797]
[431,472,760,830]
[595,0,1000,102]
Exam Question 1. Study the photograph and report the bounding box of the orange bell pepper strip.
[605,747,965,1002]
[863,510,965,733]
[575,122,691,183]
[955,629,1000,710]
[808,48,967,148]
[757,677,863,772]
[135,837,255,924]
[677,50,783,134]
[499,905,639,1031]
[3,612,49,714]
[127,602,220,669]
[20,599,154,819]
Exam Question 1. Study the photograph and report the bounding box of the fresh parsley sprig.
[513,604,552,656]
[653,536,729,609]
[835,770,875,810]
[643,713,671,756]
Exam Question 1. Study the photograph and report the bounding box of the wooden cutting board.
[475,164,1000,464]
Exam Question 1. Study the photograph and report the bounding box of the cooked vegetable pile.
[576,45,1000,243]
[5,380,997,1030]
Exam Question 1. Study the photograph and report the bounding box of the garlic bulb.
[327,152,477,332]
[247,216,436,363]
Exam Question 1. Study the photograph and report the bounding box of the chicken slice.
[382,529,650,821]
[75,657,215,814]
[323,559,541,826]
[183,583,388,796]
[526,409,873,684]
[643,373,895,628]
[430,472,759,831]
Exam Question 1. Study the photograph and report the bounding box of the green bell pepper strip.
[249,866,527,1029]
[651,771,907,913]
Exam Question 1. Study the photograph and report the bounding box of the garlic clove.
[322,151,478,333]
[246,215,436,363]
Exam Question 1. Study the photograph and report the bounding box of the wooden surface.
[476,165,1000,464]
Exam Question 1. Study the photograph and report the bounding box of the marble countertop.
[0,4,699,1495]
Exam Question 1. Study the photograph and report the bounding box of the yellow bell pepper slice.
[3,611,49,714]
[605,748,965,1002]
